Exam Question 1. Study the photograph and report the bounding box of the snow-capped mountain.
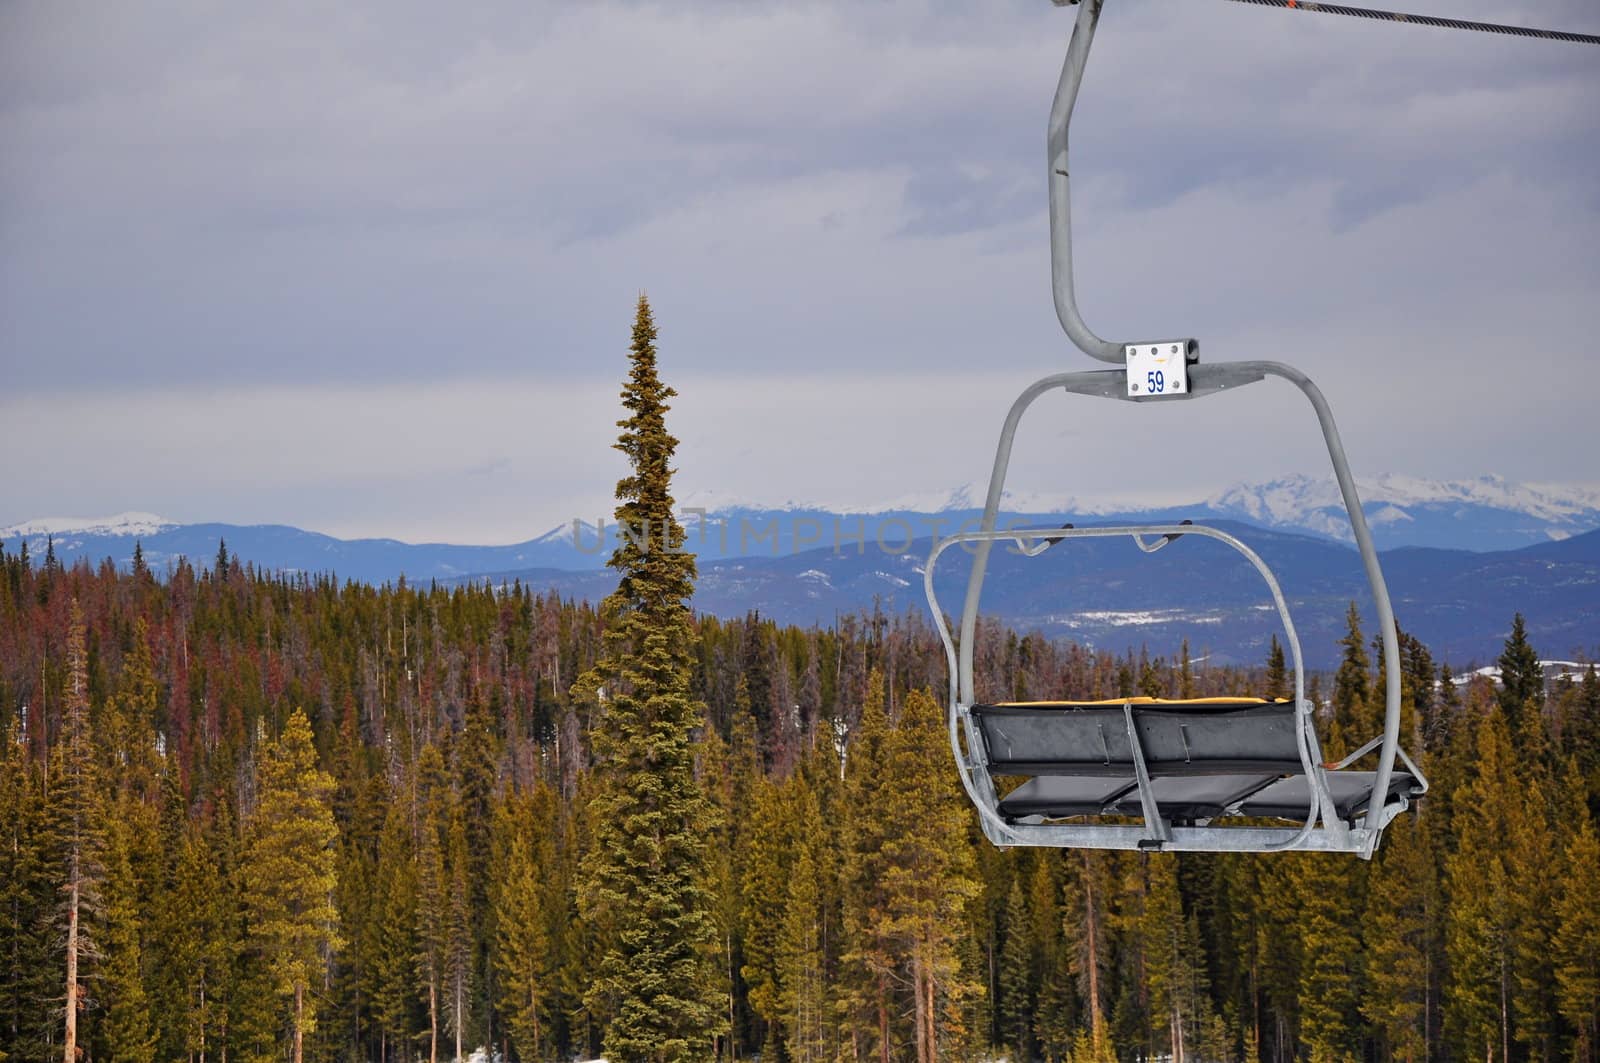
[680,473,1600,553]
[1205,473,1600,550]
[4,474,1597,583]
[0,512,177,541]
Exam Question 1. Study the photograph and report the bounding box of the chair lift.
[922,0,1428,858]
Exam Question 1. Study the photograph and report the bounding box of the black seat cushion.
[1237,770,1421,822]
[972,698,1301,776]
[997,776,1137,819]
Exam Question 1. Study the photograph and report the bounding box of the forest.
[0,537,1597,1062]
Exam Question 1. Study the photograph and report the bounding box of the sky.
[3,0,1598,543]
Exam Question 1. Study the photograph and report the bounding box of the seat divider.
[1123,702,1171,845]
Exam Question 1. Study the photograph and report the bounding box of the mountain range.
[5,474,1598,669]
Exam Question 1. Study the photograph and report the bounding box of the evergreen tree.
[171,825,231,1063]
[839,669,897,1063]
[996,877,1033,1061]
[876,689,982,1063]
[0,719,55,1060]
[1507,732,1560,1062]
[577,295,724,1061]
[54,600,104,1063]
[1066,850,1114,1057]
[445,802,474,1063]
[740,774,794,1056]
[1265,635,1289,701]
[239,709,342,1063]
[1292,854,1361,1063]
[1333,603,1373,741]
[774,800,828,1062]
[1497,612,1543,732]
[1445,708,1518,1062]
[1553,802,1600,1062]
[371,797,421,1061]
[494,795,551,1062]
[97,813,157,1063]
[415,759,450,1063]
[1362,813,1432,1062]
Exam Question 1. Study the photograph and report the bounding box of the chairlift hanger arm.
[1045,0,1597,365]
[1049,0,1197,366]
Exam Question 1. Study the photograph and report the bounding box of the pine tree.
[97,812,157,1063]
[1507,728,1560,1062]
[839,668,897,1063]
[1445,708,1518,1062]
[494,796,551,1062]
[577,295,724,1062]
[444,802,474,1063]
[1292,853,1361,1063]
[415,753,450,1063]
[1032,856,1076,1060]
[1333,603,1373,741]
[371,797,421,1060]
[1497,613,1543,732]
[54,600,104,1063]
[170,824,231,1063]
[1141,854,1208,1063]
[1265,635,1289,701]
[996,877,1033,1060]
[239,709,342,1063]
[1553,802,1600,1062]
[740,774,794,1056]
[1066,850,1114,1057]
[775,815,828,1062]
[1362,813,1432,1062]
[876,689,982,1063]
[0,717,55,1060]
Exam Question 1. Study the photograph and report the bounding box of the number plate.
[1125,343,1188,397]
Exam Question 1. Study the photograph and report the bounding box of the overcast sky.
[3,0,1597,542]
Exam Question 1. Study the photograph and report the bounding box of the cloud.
[1,0,1596,533]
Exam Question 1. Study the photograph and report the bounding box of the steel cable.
[1219,0,1600,46]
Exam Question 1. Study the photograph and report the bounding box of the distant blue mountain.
[5,476,1597,669]
[461,524,1600,671]
[0,513,584,586]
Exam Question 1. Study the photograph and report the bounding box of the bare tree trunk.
[877,973,890,1063]
[63,878,79,1063]
[1500,956,1510,1063]
[1084,854,1106,1048]
[200,978,208,1063]
[429,981,439,1063]
[294,983,305,1063]
[912,952,929,1063]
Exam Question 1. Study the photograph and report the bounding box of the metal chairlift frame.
[922,0,1427,857]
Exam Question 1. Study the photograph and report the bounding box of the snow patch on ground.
[1057,609,1225,628]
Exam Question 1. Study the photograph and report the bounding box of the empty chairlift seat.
[971,697,1421,826]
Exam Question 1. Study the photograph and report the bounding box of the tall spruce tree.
[493,795,552,1062]
[55,600,103,1063]
[1553,801,1600,1062]
[577,295,724,1061]
[1497,612,1543,733]
[240,709,342,1063]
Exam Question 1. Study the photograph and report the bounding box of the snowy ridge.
[680,482,1156,517]
[0,511,176,539]
[1210,473,1600,528]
